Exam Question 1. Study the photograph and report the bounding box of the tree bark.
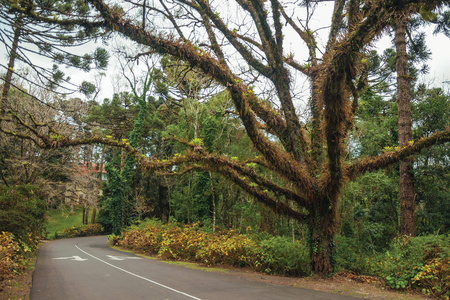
[309,221,334,275]
[208,172,216,234]
[308,194,337,275]
[98,145,106,181]
[84,206,90,225]
[91,206,96,224]
[1,16,21,119]
[82,205,86,224]
[395,14,416,237]
[83,205,89,225]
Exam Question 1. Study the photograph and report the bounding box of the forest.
[0,0,449,298]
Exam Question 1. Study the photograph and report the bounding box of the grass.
[45,205,84,239]
[162,261,228,273]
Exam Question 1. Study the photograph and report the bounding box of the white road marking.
[106,255,143,261]
[53,256,88,261]
[75,245,202,300]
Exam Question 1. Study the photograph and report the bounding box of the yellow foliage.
[0,231,21,281]
[412,258,450,298]
[115,222,309,276]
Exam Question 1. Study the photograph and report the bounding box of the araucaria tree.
[1,0,450,274]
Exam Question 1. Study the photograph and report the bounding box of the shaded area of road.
[31,236,360,300]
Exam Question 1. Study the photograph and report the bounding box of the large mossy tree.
[2,0,450,274]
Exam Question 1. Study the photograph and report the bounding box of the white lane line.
[75,245,202,300]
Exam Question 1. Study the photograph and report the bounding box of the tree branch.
[154,152,308,220]
[85,0,315,194]
[347,127,450,180]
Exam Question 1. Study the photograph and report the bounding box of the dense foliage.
[111,219,310,276]
[336,234,450,298]
[0,232,22,281]
[0,185,46,283]
[54,224,103,239]
[0,185,46,249]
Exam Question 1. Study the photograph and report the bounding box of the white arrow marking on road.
[53,256,88,261]
[106,255,142,261]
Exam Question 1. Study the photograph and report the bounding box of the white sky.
[1,4,450,102]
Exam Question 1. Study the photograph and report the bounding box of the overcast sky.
[1,4,450,103]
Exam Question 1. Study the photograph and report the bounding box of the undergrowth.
[336,234,450,299]
[110,219,310,276]
[54,224,103,239]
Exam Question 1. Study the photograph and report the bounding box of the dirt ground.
[0,252,434,300]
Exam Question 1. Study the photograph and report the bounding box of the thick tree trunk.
[309,222,334,275]
[308,195,337,275]
[395,14,416,237]
[1,16,21,118]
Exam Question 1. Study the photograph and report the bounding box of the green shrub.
[0,232,21,281]
[115,222,310,276]
[369,235,450,298]
[54,224,103,239]
[412,257,450,298]
[195,230,256,267]
[256,236,310,276]
[159,223,207,260]
[0,185,46,252]
[334,235,371,274]
[0,231,32,283]
[107,234,122,246]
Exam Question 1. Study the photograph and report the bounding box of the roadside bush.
[54,224,103,239]
[412,257,450,298]
[256,236,310,276]
[159,223,207,260]
[115,221,310,276]
[119,226,163,253]
[369,235,450,298]
[0,185,46,252]
[195,230,256,266]
[0,232,22,281]
[334,235,370,274]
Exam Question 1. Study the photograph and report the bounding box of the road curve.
[31,236,360,300]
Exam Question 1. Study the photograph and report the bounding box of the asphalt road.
[31,236,360,300]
